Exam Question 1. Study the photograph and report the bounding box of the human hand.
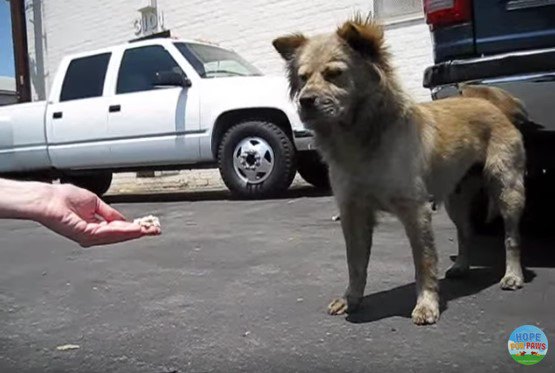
[34,184,160,247]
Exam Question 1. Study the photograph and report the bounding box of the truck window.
[117,45,183,94]
[174,42,263,78]
[60,53,111,102]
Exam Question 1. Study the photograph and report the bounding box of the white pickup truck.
[0,38,328,198]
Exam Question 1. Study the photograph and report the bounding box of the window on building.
[60,53,111,102]
[374,0,423,20]
[117,45,183,94]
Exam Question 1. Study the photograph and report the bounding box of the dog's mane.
[336,12,393,75]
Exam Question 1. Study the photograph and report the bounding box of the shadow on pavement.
[450,233,555,269]
[104,186,332,204]
[346,229,551,324]
[346,267,537,324]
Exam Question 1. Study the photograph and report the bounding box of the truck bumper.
[423,47,555,89]
[428,72,555,133]
[293,130,317,152]
[423,48,555,131]
[425,70,555,172]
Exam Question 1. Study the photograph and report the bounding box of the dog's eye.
[298,73,309,83]
[323,69,343,80]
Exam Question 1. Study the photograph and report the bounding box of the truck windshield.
[174,42,263,78]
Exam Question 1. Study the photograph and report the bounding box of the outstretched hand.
[36,184,160,247]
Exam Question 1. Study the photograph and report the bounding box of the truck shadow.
[454,233,555,269]
[104,185,331,204]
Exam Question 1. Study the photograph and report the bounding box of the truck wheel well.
[211,108,293,158]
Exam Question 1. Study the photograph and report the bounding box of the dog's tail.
[458,84,532,130]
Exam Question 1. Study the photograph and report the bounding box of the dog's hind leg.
[397,202,440,325]
[484,130,526,290]
[444,172,483,279]
[328,199,375,316]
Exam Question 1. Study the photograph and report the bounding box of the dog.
[272,15,528,325]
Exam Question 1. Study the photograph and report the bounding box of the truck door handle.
[53,111,63,119]
[109,105,121,113]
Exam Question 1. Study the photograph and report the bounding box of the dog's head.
[272,15,391,130]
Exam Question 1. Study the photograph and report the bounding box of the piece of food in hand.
[133,215,161,228]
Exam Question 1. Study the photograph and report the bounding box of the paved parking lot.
[0,188,554,372]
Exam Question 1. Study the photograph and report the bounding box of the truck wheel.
[297,151,330,190]
[1,173,52,184]
[218,121,296,198]
[520,171,555,234]
[60,172,113,197]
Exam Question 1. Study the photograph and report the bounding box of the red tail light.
[423,0,472,29]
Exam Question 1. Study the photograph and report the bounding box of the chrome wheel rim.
[232,137,275,184]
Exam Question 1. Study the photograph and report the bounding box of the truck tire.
[218,121,296,199]
[1,172,52,184]
[297,151,330,190]
[60,172,113,197]
[519,171,555,234]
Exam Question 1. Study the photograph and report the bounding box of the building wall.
[26,0,433,102]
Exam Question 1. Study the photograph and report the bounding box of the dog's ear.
[336,18,386,61]
[272,34,307,60]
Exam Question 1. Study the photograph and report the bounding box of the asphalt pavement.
[1,188,554,373]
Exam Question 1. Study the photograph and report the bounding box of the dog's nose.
[299,95,317,109]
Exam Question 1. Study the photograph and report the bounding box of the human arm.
[0,179,160,247]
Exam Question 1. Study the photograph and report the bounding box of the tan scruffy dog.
[273,15,529,325]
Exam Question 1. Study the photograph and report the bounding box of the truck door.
[105,44,200,167]
[473,0,555,56]
[46,53,112,169]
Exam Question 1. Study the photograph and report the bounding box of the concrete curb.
[106,169,309,195]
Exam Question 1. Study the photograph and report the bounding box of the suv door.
[106,44,200,167]
[46,53,111,169]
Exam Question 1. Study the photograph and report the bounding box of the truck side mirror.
[154,71,192,88]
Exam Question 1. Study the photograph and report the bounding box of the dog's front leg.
[397,202,440,325]
[328,200,375,316]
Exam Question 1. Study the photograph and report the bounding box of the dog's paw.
[327,298,348,315]
[500,273,524,290]
[445,264,470,279]
[411,301,440,325]
[327,296,361,315]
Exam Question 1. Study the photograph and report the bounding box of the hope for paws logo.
[508,325,548,366]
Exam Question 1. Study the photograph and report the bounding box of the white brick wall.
[25,0,433,102]
[385,20,435,101]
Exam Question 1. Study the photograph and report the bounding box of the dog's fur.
[273,16,527,325]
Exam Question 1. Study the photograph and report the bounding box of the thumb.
[95,198,126,222]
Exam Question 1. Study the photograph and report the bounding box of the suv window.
[117,45,183,94]
[60,53,111,102]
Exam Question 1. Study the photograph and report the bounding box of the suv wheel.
[60,172,113,197]
[218,121,296,198]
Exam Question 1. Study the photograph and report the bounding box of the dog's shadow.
[346,267,536,324]
[345,226,555,324]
